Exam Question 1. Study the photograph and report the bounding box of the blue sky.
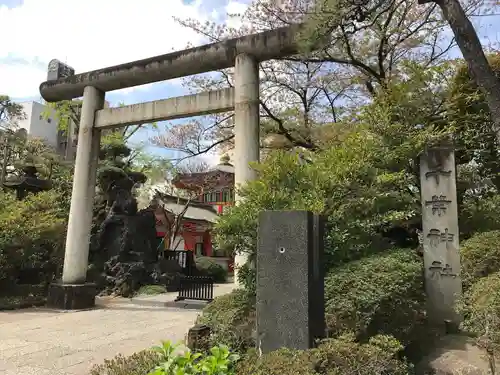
[0,0,499,163]
[0,0,250,163]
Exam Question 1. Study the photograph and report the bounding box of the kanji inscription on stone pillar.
[420,140,462,325]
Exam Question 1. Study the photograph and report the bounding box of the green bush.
[149,341,239,375]
[459,194,500,239]
[460,230,500,290]
[458,272,500,356]
[137,285,167,296]
[198,249,425,352]
[195,256,228,283]
[324,248,425,344]
[0,190,67,289]
[197,289,256,352]
[89,349,161,375]
[214,131,429,292]
[236,333,411,375]
[90,341,240,375]
[236,347,318,375]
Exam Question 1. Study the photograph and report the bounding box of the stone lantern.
[3,165,52,200]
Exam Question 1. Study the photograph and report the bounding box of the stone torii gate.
[40,26,301,309]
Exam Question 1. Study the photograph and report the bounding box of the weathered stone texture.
[420,143,462,325]
[256,210,325,353]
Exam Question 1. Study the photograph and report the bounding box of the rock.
[88,201,163,296]
[416,334,499,375]
[157,258,183,274]
[150,259,183,292]
[88,176,186,297]
[186,324,211,352]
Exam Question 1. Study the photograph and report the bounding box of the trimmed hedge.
[198,248,426,354]
[89,349,161,375]
[324,248,425,344]
[459,272,500,354]
[236,333,411,375]
[460,230,500,290]
[197,289,256,352]
[195,256,228,283]
[0,190,66,291]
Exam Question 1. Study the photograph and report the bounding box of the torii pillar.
[46,85,103,309]
[233,53,260,287]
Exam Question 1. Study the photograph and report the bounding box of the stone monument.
[256,210,325,354]
[419,140,462,325]
[47,59,75,81]
[3,165,52,200]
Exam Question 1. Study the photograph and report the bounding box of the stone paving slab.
[0,283,234,375]
[0,302,196,374]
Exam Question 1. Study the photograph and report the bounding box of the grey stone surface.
[46,283,97,310]
[40,25,301,102]
[416,334,498,375]
[420,143,462,325]
[233,53,260,285]
[0,284,233,375]
[47,59,75,81]
[256,210,325,353]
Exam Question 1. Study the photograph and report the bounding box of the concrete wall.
[18,101,60,148]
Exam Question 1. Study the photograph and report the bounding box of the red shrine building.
[153,157,235,270]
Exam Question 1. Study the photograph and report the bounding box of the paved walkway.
[0,284,234,375]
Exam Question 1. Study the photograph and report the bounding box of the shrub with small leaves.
[236,347,319,375]
[314,334,411,375]
[235,333,412,375]
[195,257,228,283]
[324,248,425,344]
[197,289,256,352]
[458,272,500,357]
[89,349,161,375]
[460,230,500,290]
[137,284,167,296]
[0,190,66,288]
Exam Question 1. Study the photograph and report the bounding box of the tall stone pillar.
[233,53,260,287]
[47,86,104,310]
[420,141,462,326]
[257,211,325,353]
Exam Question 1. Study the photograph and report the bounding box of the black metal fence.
[175,275,214,302]
[164,250,194,275]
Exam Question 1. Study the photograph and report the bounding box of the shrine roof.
[174,162,234,180]
[172,162,234,190]
[210,162,234,174]
[154,192,218,223]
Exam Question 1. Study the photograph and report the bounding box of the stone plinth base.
[46,283,97,310]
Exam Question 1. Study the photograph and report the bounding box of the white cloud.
[0,0,209,99]
[225,0,250,29]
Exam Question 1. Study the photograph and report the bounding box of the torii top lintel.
[39,25,303,102]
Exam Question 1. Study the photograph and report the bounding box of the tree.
[0,95,27,184]
[299,0,500,142]
[152,0,466,158]
[447,53,500,191]
[47,99,166,211]
[418,0,500,142]
[0,95,25,130]
[0,190,67,289]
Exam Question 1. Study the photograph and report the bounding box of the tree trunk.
[424,0,500,142]
[0,138,9,187]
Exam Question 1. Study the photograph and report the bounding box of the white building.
[17,101,76,159]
